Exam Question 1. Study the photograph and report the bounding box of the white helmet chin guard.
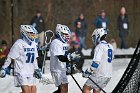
[91,28,107,45]
[56,24,71,43]
[20,25,38,44]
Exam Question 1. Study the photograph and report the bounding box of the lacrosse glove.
[34,69,42,79]
[0,68,6,78]
[67,52,81,62]
[82,69,92,78]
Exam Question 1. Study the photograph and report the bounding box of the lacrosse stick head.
[44,30,54,46]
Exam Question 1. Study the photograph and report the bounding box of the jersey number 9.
[108,49,112,63]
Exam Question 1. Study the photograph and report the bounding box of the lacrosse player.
[82,28,114,93]
[50,24,80,93]
[0,25,42,93]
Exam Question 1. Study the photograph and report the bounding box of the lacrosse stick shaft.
[41,30,54,73]
[41,50,47,73]
[70,74,83,92]
[71,62,83,93]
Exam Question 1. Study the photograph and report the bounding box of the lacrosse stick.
[82,70,106,93]
[88,76,106,93]
[41,30,54,73]
[70,61,83,93]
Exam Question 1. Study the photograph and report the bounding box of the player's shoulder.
[96,40,112,48]
[51,39,62,45]
[10,39,24,49]
[96,40,107,48]
[100,40,114,50]
[13,39,24,46]
[108,43,114,50]
[52,39,61,43]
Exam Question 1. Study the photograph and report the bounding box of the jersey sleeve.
[8,41,21,59]
[50,41,65,56]
[93,45,104,62]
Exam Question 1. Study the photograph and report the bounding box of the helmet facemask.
[27,32,38,41]
[61,32,70,43]
[56,24,71,43]
[20,25,38,45]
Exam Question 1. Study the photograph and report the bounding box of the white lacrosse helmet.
[20,25,38,44]
[56,24,71,43]
[91,28,107,45]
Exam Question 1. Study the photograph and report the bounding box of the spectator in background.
[0,40,10,74]
[67,32,84,73]
[0,40,9,67]
[71,41,84,72]
[69,32,80,49]
[30,10,46,47]
[67,41,84,74]
[94,10,109,29]
[30,10,46,33]
[117,7,129,49]
[74,13,88,49]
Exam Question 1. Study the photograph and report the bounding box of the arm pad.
[89,61,99,72]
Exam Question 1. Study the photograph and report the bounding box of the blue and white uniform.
[85,40,113,90]
[3,39,39,86]
[50,39,69,87]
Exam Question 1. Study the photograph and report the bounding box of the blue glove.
[0,68,6,78]
[34,69,42,79]
[82,69,92,78]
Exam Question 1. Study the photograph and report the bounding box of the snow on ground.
[0,58,130,93]
[0,48,133,93]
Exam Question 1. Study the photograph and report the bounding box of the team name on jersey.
[24,48,35,52]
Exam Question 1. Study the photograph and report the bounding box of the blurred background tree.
[0,0,140,48]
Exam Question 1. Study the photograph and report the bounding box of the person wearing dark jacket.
[30,10,46,48]
[0,40,10,69]
[74,13,88,49]
[117,7,129,49]
[30,10,45,33]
